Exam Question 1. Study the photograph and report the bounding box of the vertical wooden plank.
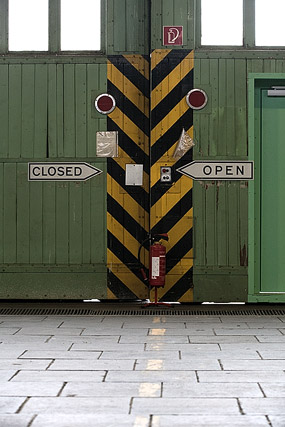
[29,182,43,264]
[82,181,91,264]
[42,183,56,264]
[151,0,162,49]
[55,183,69,264]
[226,59,235,156]
[234,59,247,157]
[34,65,48,158]
[49,0,61,53]
[263,59,276,73]
[47,64,57,158]
[69,182,83,264]
[0,0,8,52]
[9,65,22,158]
[113,0,126,52]
[216,182,227,266]
[193,58,201,158]
[21,65,35,158]
[63,64,76,157]
[209,59,219,157]
[228,182,239,266]
[126,0,138,52]
[199,59,210,156]
[162,0,174,24]
[0,65,9,158]
[193,182,206,266]
[239,181,248,267]
[16,163,30,263]
[75,65,87,158]
[218,59,227,155]
[0,164,3,263]
[87,64,99,158]
[91,167,106,264]
[250,60,263,73]
[276,60,285,73]
[57,64,64,157]
[107,0,114,53]
[3,163,17,263]
[205,183,216,266]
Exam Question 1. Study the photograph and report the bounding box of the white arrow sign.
[177,161,254,180]
[28,162,103,181]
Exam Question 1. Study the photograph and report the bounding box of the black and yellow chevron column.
[106,55,150,299]
[150,49,194,302]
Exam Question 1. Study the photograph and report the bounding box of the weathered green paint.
[248,74,285,303]
[107,0,149,54]
[193,58,285,301]
[151,0,195,50]
[0,273,107,299]
[0,61,108,299]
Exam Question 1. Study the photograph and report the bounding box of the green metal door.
[260,89,285,293]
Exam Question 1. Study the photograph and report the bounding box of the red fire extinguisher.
[138,233,171,307]
[149,234,168,287]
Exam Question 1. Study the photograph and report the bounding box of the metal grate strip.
[0,308,285,316]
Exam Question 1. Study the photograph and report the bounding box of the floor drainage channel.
[0,308,285,316]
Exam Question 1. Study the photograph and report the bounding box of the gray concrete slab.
[62,382,161,397]
[105,371,197,382]
[10,371,106,382]
[258,350,285,359]
[189,336,259,343]
[180,350,260,359]
[21,397,131,414]
[239,398,285,414]
[162,383,263,398]
[268,416,285,427]
[146,343,220,351]
[15,328,85,336]
[135,359,221,370]
[49,359,135,370]
[119,336,190,343]
[32,414,149,427]
[213,329,282,335]
[197,371,285,382]
[131,397,240,415]
[221,360,285,370]
[0,382,63,397]
[0,415,34,427]
[0,327,21,335]
[151,415,269,426]
[0,396,26,413]
[0,309,284,424]
[0,359,52,370]
[259,384,285,397]
[100,350,179,359]
[19,350,102,359]
[71,342,146,351]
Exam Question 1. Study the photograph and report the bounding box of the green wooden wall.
[0,63,108,298]
[193,54,285,301]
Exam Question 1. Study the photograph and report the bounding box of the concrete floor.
[0,306,285,426]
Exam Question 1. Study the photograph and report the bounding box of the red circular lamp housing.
[186,89,208,110]
[95,94,116,114]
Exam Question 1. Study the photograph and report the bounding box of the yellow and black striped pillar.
[150,49,194,302]
[106,55,150,299]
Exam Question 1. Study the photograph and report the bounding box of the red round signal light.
[95,94,116,115]
[186,89,208,110]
